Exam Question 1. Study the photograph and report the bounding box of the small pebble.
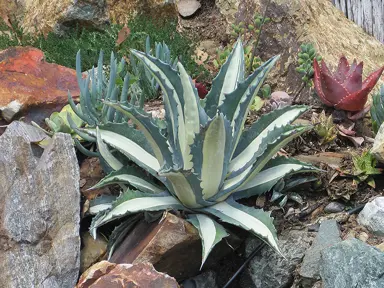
[376,243,384,252]
[79,179,87,188]
[324,202,345,213]
[255,195,266,207]
[284,207,295,218]
[308,223,320,232]
[344,231,356,240]
[358,232,369,242]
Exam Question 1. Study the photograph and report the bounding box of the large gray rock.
[240,230,313,288]
[320,239,384,288]
[0,122,80,288]
[358,197,384,236]
[299,220,341,286]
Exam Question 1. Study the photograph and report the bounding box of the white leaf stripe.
[229,108,306,173]
[104,103,169,166]
[131,50,186,162]
[160,171,200,208]
[89,203,112,215]
[93,129,160,173]
[229,57,280,156]
[95,174,163,194]
[219,40,244,107]
[191,214,216,268]
[96,127,123,171]
[93,196,183,231]
[236,164,311,192]
[207,201,280,253]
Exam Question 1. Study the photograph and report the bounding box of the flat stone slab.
[299,220,341,284]
[320,238,384,288]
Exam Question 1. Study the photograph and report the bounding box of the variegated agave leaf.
[87,39,320,268]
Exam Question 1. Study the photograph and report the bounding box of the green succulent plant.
[32,104,84,139]
[311,111,337,144]
[68,50,143,126]
[370,85,384,134]
[352,150,381,188]
[230,14,271,41]
[81,39,319,267]
[296,43,322,87]
[130,36,178,100]
[64,50,145,160]
[271,176,317,207]
[213,47,231,70]
[249,84,271,112]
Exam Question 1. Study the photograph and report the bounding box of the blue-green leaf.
[90,190,186,238]
[188,214,228,269]
[201,197,280,254]
[90,166,165,194]
[205,39,245,117]
[103,101,173,168]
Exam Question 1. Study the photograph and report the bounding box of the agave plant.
[81,39,319,267]
[370,85,384,134]
[130,36,178,100]
[313,56,384,111]
[271,176,318,207]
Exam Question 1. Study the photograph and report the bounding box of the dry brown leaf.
[116,25,130,46]
[193,48,208,65]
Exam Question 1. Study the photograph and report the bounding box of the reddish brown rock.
[80,232,108,273]
[76,261,179,288]
[110,212,242,281]
[80,158,111,201]
[0,46,80,123]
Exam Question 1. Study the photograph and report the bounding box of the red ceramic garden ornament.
[313,56,384,111]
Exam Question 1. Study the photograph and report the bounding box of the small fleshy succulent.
[296,43,322,87]
[213,47,232,70]
[214,45,261,74]
[249,84,271,112]
[313,56,384,111]
[370,85,384,134]
[244,45,262,72]
[230,14,271,42]
[352,150,381,188]
[311,111,337,144]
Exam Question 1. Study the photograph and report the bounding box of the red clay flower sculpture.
[313,56,384,111]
